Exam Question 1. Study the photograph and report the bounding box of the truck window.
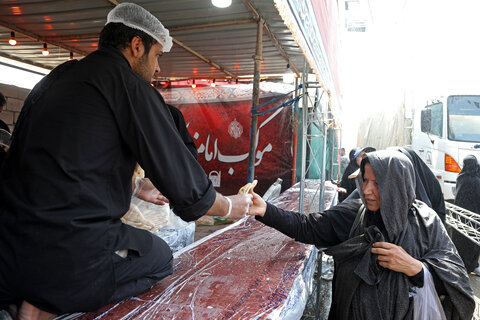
[447,95,480,142]
[429,103,443,137]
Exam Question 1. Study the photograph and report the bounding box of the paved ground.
[470,274,480,319]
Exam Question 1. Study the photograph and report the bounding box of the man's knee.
[148,235,173,278]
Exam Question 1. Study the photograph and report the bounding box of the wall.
[0,83,29,132]
[356,104,411,150]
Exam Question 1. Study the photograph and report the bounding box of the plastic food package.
[126,196,195,252]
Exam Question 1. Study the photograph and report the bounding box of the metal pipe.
[172,38,237,78]
[0,52,52,71]
[246,18,264,183]
[320,100,328,212]
[241,0,300,77]
[171,19,255,32]
[315,251,323,319]
[291,77,299,186]
[299,60,309,213]
[43,19,256,42]
[0,20,89,56]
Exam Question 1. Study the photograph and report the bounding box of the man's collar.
[98,45,132,69]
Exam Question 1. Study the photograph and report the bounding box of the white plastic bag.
[413,264,446,320]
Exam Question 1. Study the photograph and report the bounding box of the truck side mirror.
[421,108,432,133]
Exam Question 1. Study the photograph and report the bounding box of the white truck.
[411,94,480,200]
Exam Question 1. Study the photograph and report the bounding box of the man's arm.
[134,179,252,220]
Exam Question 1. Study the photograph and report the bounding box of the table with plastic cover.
[61,180,336,320]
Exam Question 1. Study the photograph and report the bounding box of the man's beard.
[132,54,152,81]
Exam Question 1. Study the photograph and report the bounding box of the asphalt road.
[470,274,480,297]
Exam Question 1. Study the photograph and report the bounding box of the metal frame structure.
[0,1,304,79]
[446,202,480,246]
[298,63,334,214]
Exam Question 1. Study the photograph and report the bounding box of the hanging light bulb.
[211,0,232,8]
[211,79,216,87]
[8,32,16,46]
[191,79,196,88]
[283,63,295,84]
[69,52,74,60]
[42,43,49,56]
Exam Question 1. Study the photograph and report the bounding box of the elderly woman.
[248,150,474,319]
[338,146,375,202]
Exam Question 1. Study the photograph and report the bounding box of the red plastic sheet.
[64,181,335,320]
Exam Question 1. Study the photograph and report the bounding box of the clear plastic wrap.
[63,180,336,320]
[124,189,195,252]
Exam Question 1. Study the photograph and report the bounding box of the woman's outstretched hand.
[247,191,267,217]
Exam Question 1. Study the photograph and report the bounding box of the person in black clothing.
[337,146,375,202]
[452,155,480,274]
[0,92,9,133]
[0,92,10,165]
[339,148,349,177]
[337,147,359,201]
[134,104,198,206]
[166,104,197,159]
[248,150,474,320]
[455,155,480,213]
[0,129,10,166]
[0,3,252,318]
[393,146,446,223]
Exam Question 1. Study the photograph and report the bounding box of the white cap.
[106,2,173,52]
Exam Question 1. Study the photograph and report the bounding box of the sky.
[339,0,480,151]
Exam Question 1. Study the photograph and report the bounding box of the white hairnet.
[106,2,173,52]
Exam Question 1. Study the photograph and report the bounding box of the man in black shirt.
[0,92,9,133]
[0,3,252,318]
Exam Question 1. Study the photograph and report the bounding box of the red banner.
[159,84,294,196]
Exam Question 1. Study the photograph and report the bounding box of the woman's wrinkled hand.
[371,242,423,276]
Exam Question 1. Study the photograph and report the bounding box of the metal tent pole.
[299,61,309,213]
[246,18,264,183]
[320,105,328,213]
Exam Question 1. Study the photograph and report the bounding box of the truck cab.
[411,95,480,200]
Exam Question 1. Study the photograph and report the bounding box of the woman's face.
[362,163,381,211]
[356,151,366,166]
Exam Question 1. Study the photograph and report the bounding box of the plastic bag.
[413,264,446,320]
[125,194,195,252]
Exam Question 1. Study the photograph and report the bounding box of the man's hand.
[225,194,253,219]
[135,178,169,205]
[247,192,267,217]
[371,242,423,276]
